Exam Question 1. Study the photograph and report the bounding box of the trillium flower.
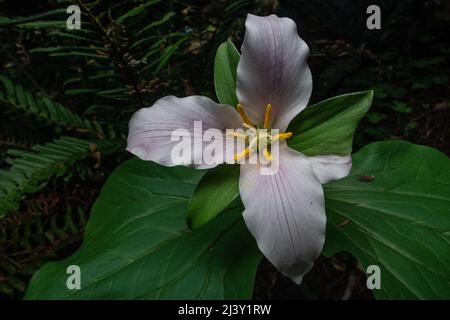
[127,14,352,283]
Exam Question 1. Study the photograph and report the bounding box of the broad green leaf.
[187,164,240,229]
[323,140,450,299]
[25,159,261,300]
[288,91,373,156]
[24,141,450,300]
[214,39,240,106]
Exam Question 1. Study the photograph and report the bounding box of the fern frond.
[0,9,67,26]
[0,136,121,219]
[0,118,54,159]
[116,0,161,24]
[0,201,90,298]
[0,75,115,138]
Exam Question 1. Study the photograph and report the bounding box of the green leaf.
[288,91,373,156]
[187,164,240,229]
[25,159,261,299]
[214,39,240,106]
[323,140,450,299]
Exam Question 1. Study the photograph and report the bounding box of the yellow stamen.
[226,131,248,140]
[263,104,272,129]
[242,122,256,130]
[272,132,293,141]
[234,147,251,162]
[262,148,272,161]
[237,104,255,127]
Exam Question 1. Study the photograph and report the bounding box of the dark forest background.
[0,0,448,299]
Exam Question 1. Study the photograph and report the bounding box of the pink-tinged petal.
[239,145,325,283]
[309,155,352,184]
[127,95,241,169]
[237,14,312,130]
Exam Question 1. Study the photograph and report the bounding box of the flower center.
[228,103,293,162]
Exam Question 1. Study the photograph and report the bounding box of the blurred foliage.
[0,0,448,299]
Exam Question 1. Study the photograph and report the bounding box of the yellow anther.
[262,148,272,161]
[263,104,272,129]
[242,123,257,131]
[272,132,293,141]
[226,131,248,140]
[234,147,251,162]
[237,104,255,127]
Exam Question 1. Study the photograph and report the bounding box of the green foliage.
[25,159,261,300]
[336,38,449,145]
[0,0,192,115]
[214,39,240,106]
[0,76,111,137]
[288,91,373,156]
[0,119,52,158]
[324,141,450,299]
[26,141,450,299]
[389,100,412,114]
[0,137,120,218]
[0,203,90,298]
[187,164,240,229]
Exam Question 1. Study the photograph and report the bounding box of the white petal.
[239,145,325,283]
[127,95,241,169]
[309,155,352,184]
[237,14,312,130]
